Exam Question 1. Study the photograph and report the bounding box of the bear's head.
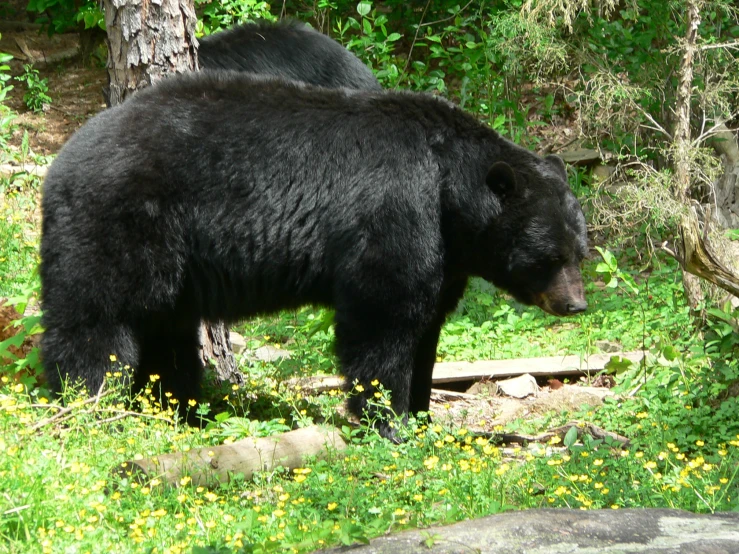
[483,154,588,317]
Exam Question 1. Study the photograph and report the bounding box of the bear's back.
[198,21,382,91]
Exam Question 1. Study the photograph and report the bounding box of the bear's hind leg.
[42,322,139,397]
[134,319,204,418]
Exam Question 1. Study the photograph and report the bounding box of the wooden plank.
[0,164,48,179]
[430,388,481,401]
[430,351,644,384]
[287,352,644,392]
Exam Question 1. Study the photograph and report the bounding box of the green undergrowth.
[235,254,693,381]
[0,172,42,298]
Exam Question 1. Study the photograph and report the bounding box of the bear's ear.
[546,155,568,180]
[486,162,517,197]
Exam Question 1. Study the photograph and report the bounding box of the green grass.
[236,255,693,376]
[2,237,736,553]
[2,365,739,554]
[0,178,39,298]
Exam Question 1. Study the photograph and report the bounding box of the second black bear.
[198,20,381,91]
[40,72,587,440]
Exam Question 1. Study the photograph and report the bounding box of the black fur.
[40,72,587,439]
[198,20,381,91]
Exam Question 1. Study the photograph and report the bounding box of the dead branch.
[484,421,630,448]
[0,21,44,32]
[665,212,739,298]
[28,384,111,432]
[93,409,176,426]
[699,40,739,51]
[0,164,49,179]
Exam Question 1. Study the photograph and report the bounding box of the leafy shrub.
[14,65,52,113]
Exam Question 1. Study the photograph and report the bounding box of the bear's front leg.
[333,292,437,443]
[408,277,468,415]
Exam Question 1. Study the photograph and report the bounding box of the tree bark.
[709,124,739,229]
[103,0,239,385]
[103,0,199,104]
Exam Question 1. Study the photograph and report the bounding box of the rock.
[466,380,498,397]
[591,164,615,183]
[322,509,739,553]
[253,345,292,363]
[229,332,247,355]
[595,340,622,353]
[496,374,539,399]
[559,148,602,165]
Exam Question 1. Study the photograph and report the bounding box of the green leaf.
[563,425,578,448]
[604,356,633,374]
[356,1,371,17]
[0,333,25,354]
[706,307,734,324]
[661,345,678,362]
[386,32,401,42]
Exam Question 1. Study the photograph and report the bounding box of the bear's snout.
[535,265,587,317]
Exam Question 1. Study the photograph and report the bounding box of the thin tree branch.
[699,40,739,51]
[692,113,739,145]
[400,0,432,82]
[419,0,475,28]
[28,387,112,432]
[638,110,673,140]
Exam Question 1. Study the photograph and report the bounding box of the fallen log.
[113,425,346,487]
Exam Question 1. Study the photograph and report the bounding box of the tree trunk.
[668,2,739,308]
[103,0,239,385]
[673,1,704,311]
[710,124,739,229]
[103,0,199,104]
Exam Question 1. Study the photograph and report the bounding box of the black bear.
[40,72,587,441]
[198,20,381,91]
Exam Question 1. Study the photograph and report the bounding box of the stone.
[496,373,539,398]
[253,345,292,363]
[322,508,739,553]
[229,332,247,355]
[595,340,622,353]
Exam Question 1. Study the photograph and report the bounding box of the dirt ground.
[1,29,107,156]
